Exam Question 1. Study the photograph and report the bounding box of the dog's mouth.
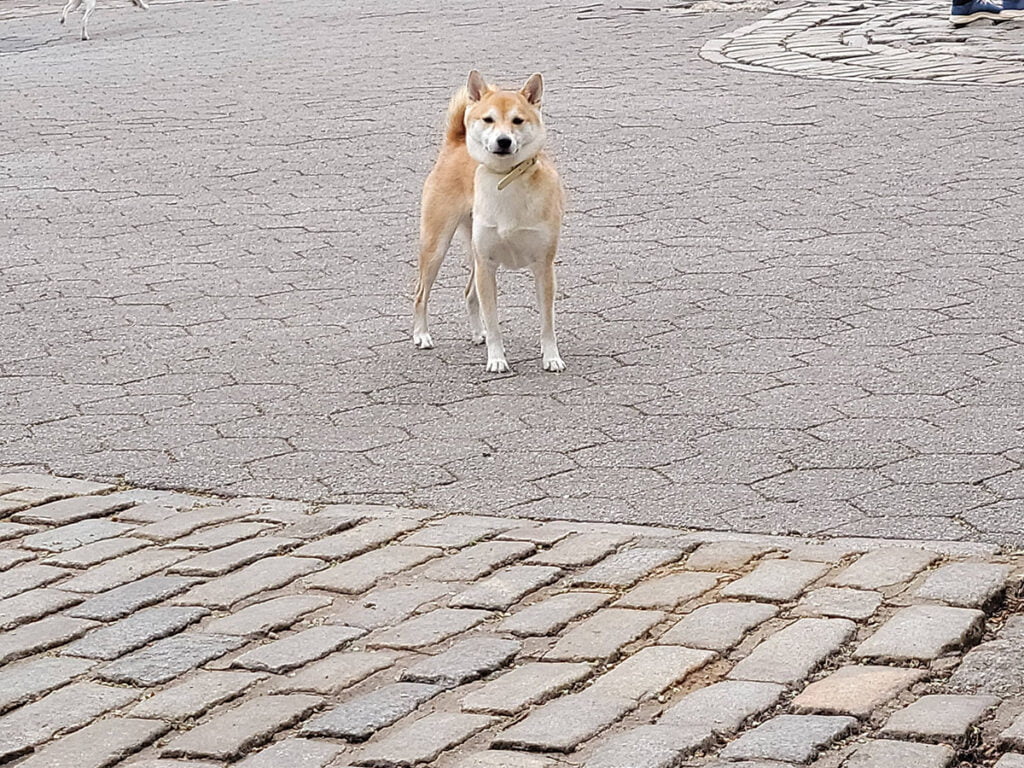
[491,148,513,156]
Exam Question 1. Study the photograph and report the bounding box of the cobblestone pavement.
[3,0,1024,545]
[1,473,1023,767]
[703,1,1024,84]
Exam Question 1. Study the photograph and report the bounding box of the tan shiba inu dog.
[413,70,566,373]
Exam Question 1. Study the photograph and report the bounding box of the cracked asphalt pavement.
[2,0,1023,545]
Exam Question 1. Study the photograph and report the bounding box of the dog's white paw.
[486,358,510,374]
[543,356,566,373]
[413,332,434,349]
[471,333,485,346]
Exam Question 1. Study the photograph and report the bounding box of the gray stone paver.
[0,563,70,598]
[161,694,321,760]
[728,617,856,684]
[581,725,715,768]
[0,615,98,664]
[571,547,686,588]
[0,656,96,714]
[461,661,593,715]
[0,473,1021,766]
[235,739,344,768]
[62,605,209,659]
[721,559,831,602]
[658,680,787,735]
[615,570,724,609]
[588,645,716,701]
[949,616,1024,697]
[492,690,636,752]
[843,740,956,768]
[20,520,135,553]
[173,556,324,609]
[57,549,192,593]
[400,636,521,688]
[99,633,246,686]
[67,575,199,620]
[499,590,612,636]
[230,625,365,673]
[718,714,857,763]
[267,650,396,695]
[912,562,1012,608]
[795,587,882,620]
[546,607,665,661]
[451,565,563,610]
[791,665,925,717]
[304,545,439,594]
[1001,711,1024,751]
[829,548,939,590]
[454,753,560,768]
[880,694,1000,742]
[355,712,496,767]
[129,670,266,722]
[300,682,443,741]
[660,601,778,650]
[202,594,332,637]
[424,540,537,582]
[854,604,986,662]
[12,717,169,768]
[326,582,455,630]
[0,682,140,761]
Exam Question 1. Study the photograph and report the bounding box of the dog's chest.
[472,174,553,270]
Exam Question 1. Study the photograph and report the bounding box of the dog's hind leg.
[460,223,485,345]
[60,0,80,27]
[132,0,150,10]
[80,0,95,39]
[412,209,460,350]
[533,255,565,372]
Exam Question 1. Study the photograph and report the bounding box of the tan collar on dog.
[497,156,538,191]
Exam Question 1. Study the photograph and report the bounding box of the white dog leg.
[80,0,95,39]
[60,0,79,26]
[533,260,565,372]
[475,259,509,373]
[465,263,485,345]
[461,228,485,345]
[413,214,460,350]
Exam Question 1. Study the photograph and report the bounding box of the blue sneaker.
[1003,0,1024,18]
[950,0,1003,24]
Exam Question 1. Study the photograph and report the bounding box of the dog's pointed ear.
[520,73,543,105]
[467,70,489,101]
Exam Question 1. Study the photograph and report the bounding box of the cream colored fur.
[413,70,566,373]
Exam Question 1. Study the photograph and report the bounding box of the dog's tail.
[445,87,471,144]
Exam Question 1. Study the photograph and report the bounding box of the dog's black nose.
[496,136,512,151]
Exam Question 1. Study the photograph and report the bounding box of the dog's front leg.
[533,258,565,372]
[474,257,509,373]
[80,0,95,39]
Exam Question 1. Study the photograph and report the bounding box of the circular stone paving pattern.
[702,0,1024,85]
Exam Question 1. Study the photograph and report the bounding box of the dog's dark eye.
[482,116,495,123]
[512,117,524,125]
